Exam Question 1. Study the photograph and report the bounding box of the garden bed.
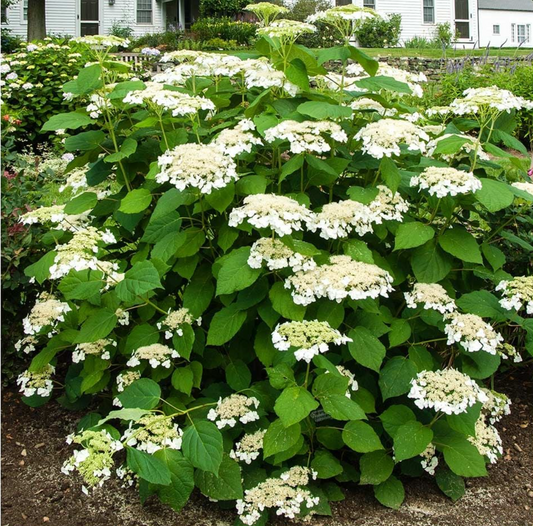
[2,365,532,526]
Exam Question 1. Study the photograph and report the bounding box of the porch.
[163,0,200,31]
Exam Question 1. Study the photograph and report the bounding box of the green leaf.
[182,421,223,475]
[342,421,383,453]
[380,157,401,193]
[297,101,352,120]
[59,270,103,301]
[206,304,247,346]
[64,192,98,215]
[440,436,487,477]
[263,419,301,458]
[447,403,482,436]
[152,232,187,262]
[226,360,252,391]
[65,130,106,152]
[394,222,435,251]
[348,327,386,372]
[24,250,56,284]
[285,58,309,90]
[171,367,194,396]
[195,454,243,500]
[119,188,152,214]
[374,476,405,509]
[360,450,395,485]
[393,421,433,461]
[42,112,94,131]
[141,211,182,244]
[269,281,306,321]
[311,450,343,479]
[279,153,304,183]
[379,357,418,400]
[439,227,483,264]
[388,319,411,348]
[98,408,149,425]
[205,183,235,213]
[116,261,162,303]
[456,291,505,319]
[75,308,117,343]
[475,178,514,212]
[411,239,453,283]
[118,378,161,409]
[481,243,505,271]
[183,269,215,317]
[432,134,470,155]
[348,46,379,76]
[321,394,366,421]
[216,247,261,296]
[356,75,411,94]
[435,468,465,502]
[155,450,194,512]
[127,448,171,485]
[275,387,319,427]
[379,405,416,438]
[105,138,138,163]
[343,239,374,264]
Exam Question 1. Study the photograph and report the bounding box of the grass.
[362,47,533,59]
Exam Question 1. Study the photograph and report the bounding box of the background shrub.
[355,13,401,48]
[200,0,248,18]
[191,17,257,45]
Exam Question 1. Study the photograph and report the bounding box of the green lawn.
[362,47,533,59]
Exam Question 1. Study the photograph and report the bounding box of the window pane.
[455,0,469,20]
[363,0,375,8]
[455,21,469,38]
[335,0,351,6]
[423,0,434,23]
[137,0,152,23]
[81,0,98,21]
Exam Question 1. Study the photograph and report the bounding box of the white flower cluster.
[244,65,299,96]
[497,342,523,364]
[229,429,266,464]
[307,199,376,239]
[346,63,427,98]
[408,368,488,415]
[420,443,439,475]
[264,120,348,155]
[468,414,503,464]
[404,283,456,314]
[207,394,260,429]
[495,276,533,315]
[213,119,263,157]
[62,429,123,491]
[481,388,511,425]
[14,335,38,355]
[59,166,113,200]
[426,133,489,162]
[350,97,390,115]
[156,143,238,195]
[256,20,316,41]
[285,255,393,306]
[156,307,200,340]
[236,466,319,525]
[115,308,130,326]
[72,338,116,363]
[354,119,429,158]
[17,364,55,398]
[333,365,359,396]
[448,86,533,116]
[86,93,112,119]
[410,166,482,198]
[141,47,161,57]
[444,312,503,355]
[369,185,409,222]
[123,82,215,117]
[71,35,130,48]
[20,204,90,232]
[122,414,183,454]
[126,343,180,369]
[248,238,316,272]
[229,194,314,236]
[23,293,71,335]
[272,320,352,362]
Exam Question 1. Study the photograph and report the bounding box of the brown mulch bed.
[2,367,532,526]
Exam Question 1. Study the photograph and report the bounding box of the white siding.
[2,0,165,40]
[351,0,478,47]
[478,9,533,47]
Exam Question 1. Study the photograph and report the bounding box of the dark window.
[423,0,434,24]
[335,0,351,6]
[137,0,153,24]
[81,0,98,21]
[456,21,470,38]
[363,0,376,8]
[455,0,469,21]
[493,25,500,35]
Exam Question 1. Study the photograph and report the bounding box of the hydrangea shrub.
[15,7,533,524]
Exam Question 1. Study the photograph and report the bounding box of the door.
[80,0,99,36]
[454,0,470,39]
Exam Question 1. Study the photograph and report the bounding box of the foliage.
[9,16,533,526]
[355,13,401,48]
[282,0,332,22]
[436,22,456,47]
[191,17,257,45]
[109,20,134,39]
[1,28,24,53]
[131,30,186,51]
[0,38,92,146]
[200,0,248,18]
[1,148,71,384]
[404,23,456,50]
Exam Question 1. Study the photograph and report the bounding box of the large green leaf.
[154,450,194,512]
[297,101,353,120]
[348,327,386,372]
[374,476,405,509]
[127,448,171,485]
[379,405,416,438]
[194,454,243,500]
[117,378,161,409]
[394,222,435,251]
[119,188,152,214]
[269,281,306,321]
[42,112,94,131]
[74,308,117,343]
[411,239,453,282]
[116,261,163,303]
[311,449,343,479]
[435,468,465,502]
[393,421,433,461]
[206,304,247,346]
[379,357,417,400]
[359,450,394,485]
[342,421,383,453]
[263,419,301,458]
[439,227,483,264]
[274,387,319,427]
[475,178,514,212]
[182,421,223,475]
[216,247,261,296]
[59,270,103,301]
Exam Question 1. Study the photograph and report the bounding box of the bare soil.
[2,367,533,526]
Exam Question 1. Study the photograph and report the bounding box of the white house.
[1,0,200,39]
[477,0,533,47]
[349,0,480,47]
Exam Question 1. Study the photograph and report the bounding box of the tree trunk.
[27,0,46,41]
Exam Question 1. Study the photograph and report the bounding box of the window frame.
[423,0,435,25]
[21,0,28,22]
[363,0,376,9]
[136,0,153,25]
[493,24,500,35]
[517,23,527,43]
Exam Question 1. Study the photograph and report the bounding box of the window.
[493,25,500,35]
[335,0,351,6]
[23,0,28,21]
[423,0,434,24]
[517,24,530,43]
[137,0,152,24]
[363,0,376,8]
[511,23,515,42]
[1,6,7,23]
